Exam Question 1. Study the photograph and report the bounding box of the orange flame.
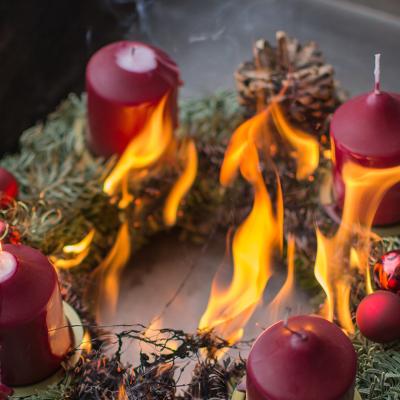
[89,221,131,323]
[271,102,319,179]
[164,138,198,226]
[315,161,400,333]
[81,330,92,353]
[267,234,296,322]
[199,141,283,346]
[118,384,128,400]
[199,93,319,347]
[52,229,95,269]
[89,92,197,322]
[103,92,174,197]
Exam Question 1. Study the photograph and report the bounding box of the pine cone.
[235,31,346,133]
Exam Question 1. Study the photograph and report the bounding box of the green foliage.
[3,91,400,399]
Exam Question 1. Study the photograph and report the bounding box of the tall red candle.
[331,54,400,226]
[0,244,72,386]
[246,315,357,400]
[86,41,181,157]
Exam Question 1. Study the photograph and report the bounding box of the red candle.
[331,54,400,226]
[0,168,18,207]
[0,244,72,386]
[86,41,181,157]
[246,315,357,400]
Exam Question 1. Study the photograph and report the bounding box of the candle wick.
[374,53,381,94]
[131,47,136,57]
[283,308,307,341]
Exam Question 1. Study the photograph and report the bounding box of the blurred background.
[1,0,400,156]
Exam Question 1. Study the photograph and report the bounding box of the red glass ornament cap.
[246,315,357,400]
[331,91,400,159]
[86,41,181,105]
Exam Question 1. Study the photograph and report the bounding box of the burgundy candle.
[86,41,181,157]
[246,315,357,400]
[0,244,72,386]
[331,54,400,226]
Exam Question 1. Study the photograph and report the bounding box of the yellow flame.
[89,221,131,323]
[104,92,174,196]
[63,229,95,254]
[314,161,400,333]
[199,112,283,347]
[81,331,92,353]
[199,95,319,349]
[118,175,134,209]
[118,384,128,400]
[164,138,198,226]
[51,229,95,269]
[267,234,296,322]
[94,92,197,323]
[271,102,319,180]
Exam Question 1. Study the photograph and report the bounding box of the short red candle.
[246,315,357,400]
[331,55,400,226]
[0,244,72,386]
[86,41,181,157]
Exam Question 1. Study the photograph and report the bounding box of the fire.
[118,384,128,400]
[199,142,283,346]
[267,234,296,322]
[53,91,197,322]
[103,92,174,196]
[81,331,92,353]
[88,221,131,323]
[164,138,198,226]
[52,229,95,269]
[271,102,319,179]
[314,161,400,333]
[88,91,197,322]
[199,96,318,347]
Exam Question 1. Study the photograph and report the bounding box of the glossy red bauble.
[356,290,400,343]
[374,250,400,294]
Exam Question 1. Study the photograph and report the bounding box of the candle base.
[10,302,84,399]
[319,169,400,236]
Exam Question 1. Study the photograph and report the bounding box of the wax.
[330,55,400,226]
[86,41,181,157]
[246,315,357,400]
[0,168,18,206]
[0,244,72,386]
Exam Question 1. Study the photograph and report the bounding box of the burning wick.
[283,308,308,341]
[116,44,157,73]
[374,53,381,94]
[0,244,17,284]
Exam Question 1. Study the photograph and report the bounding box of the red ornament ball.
[0,168,18,206]
[374,250,400,293]
[356,290,400,343]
